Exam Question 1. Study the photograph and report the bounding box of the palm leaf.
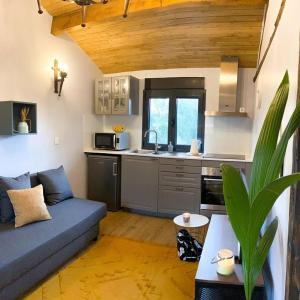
[221,164,249,249]
[221,72,300,300]
[265,103,300,184]
[248,174,300,254]
[246,218,278,300]
[249,72,289,201]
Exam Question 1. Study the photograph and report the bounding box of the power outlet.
[54,136,60,145]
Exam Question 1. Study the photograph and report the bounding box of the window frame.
[142,88,206,152]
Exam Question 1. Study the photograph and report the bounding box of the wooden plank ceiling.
[41,0,266,74]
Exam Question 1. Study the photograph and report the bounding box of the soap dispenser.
[168,141,174,153]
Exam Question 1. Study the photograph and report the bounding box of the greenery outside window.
[142,88,205,152]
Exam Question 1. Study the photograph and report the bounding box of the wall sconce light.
[53,59,68,97]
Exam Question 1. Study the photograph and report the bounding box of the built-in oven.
[201,167,225,212]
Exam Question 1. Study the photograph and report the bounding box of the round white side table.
[173,214,209,245]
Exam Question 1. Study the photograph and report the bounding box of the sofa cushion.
[0,198,107,290]
[7,185,52,228]
[0,173,31,223]
[37,166,73,205]
[30,174,39,188]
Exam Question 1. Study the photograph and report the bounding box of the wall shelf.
[0,101,37,136]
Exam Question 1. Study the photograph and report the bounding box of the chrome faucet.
[144,129,159,154]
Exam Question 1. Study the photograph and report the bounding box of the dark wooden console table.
[195,215,265,300]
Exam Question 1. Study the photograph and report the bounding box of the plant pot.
[17,121,29,134]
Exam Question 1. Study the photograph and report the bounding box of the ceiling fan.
[62,0,108,27]
[36,0,130,27]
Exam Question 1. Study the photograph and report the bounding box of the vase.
[17,121,29,134]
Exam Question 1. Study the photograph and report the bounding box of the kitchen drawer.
[159,172,201,189]
[202,160,245,170]
[160,164,201,174]
[122,155,159,162]
[160,158,202,167]
[158,186,200,214]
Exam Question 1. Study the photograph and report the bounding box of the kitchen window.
[142,78,205,152]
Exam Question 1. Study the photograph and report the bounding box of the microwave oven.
[94,132,130,150]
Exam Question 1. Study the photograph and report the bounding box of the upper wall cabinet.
[95,76,139,115]
[95,78,112,115]
[0,101,37,136]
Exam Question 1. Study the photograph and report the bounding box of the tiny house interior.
[0,1,299,300]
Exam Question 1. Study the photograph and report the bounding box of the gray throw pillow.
[0,173,31,223]
[37,166,73,205]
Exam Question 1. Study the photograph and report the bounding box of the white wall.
[102,68,256,156]
[0,1,102,197]
[252,0,300,299]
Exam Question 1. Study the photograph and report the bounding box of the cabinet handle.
[175,166,184,170]
[175,187,184,192]
[176,159,184,163]
[203,178,222,182]
[113,162,118,176]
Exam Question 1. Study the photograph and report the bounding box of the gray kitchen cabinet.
[158,159,201,215]
[121,156,159,213]
[95,76,139,115]
[158,186,200,215]
[120,155,250,216]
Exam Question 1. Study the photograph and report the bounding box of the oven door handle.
[203,178,223,182]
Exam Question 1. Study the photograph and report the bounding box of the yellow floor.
[24,212,199,300]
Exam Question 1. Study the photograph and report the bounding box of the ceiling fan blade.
[123,0,130,18]
[37,0,43,14]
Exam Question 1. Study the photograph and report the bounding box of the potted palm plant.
[222,72,300,300]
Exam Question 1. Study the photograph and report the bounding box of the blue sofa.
[0,175,107,300]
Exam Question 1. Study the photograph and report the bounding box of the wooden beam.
[285,33,300,300]
[50,0,266,36]
[253,0,286,82]
[256,1,269,66]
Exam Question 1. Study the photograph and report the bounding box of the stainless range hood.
[205,56,248,117]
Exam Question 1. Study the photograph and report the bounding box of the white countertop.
[84,148,252,163]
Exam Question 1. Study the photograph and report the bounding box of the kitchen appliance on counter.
[94,132,129,150]
[87,155,121,211]
[189,139,201,156]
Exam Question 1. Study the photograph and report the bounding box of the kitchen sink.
[130,149,159,155]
